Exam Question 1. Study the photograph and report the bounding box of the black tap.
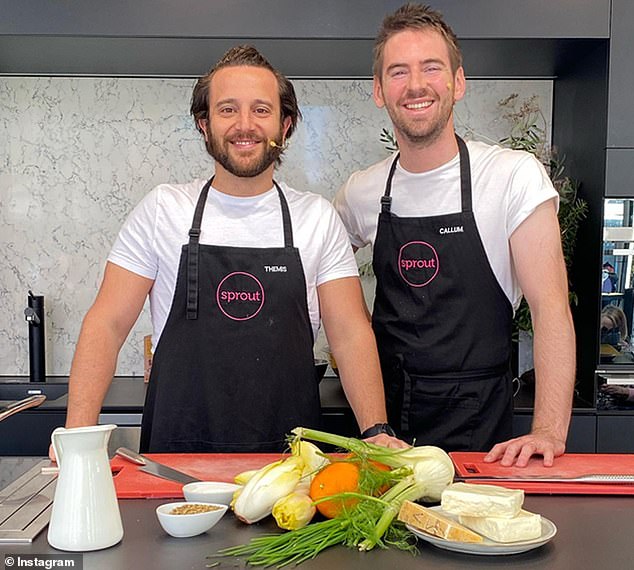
[24,290,46,383]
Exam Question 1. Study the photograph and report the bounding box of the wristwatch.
[360,423,396,438]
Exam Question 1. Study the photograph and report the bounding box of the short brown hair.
[373,3,463,77]
[190,45,301,137]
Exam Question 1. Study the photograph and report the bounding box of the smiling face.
[374,28,465,150]
[198,65,290,179]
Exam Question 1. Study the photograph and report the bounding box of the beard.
[204,124,284,178]
[385,89,454,147]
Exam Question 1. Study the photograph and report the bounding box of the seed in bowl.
[171,504,223,515]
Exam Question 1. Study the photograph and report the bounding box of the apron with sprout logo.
[372,137,514,451]
[140,179,320,452]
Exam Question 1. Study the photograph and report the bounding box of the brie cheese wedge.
[459,509,542,543]
[441,482,524,518]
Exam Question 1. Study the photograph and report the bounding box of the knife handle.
[115,447,147,466]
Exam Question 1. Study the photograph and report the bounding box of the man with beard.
[334,4,575,466]
[61,45,402,453]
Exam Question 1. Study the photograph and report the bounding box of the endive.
[272,491,316,530]
[291,439,330,493]
[233,457,304,524]
[234,469,258,486]
[291,439,329,476]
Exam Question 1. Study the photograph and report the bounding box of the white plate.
[406,506,557,556]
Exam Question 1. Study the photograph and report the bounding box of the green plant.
[497,94,588,334]
[380,128,398,152]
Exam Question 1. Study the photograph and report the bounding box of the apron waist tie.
[402,364,510,381]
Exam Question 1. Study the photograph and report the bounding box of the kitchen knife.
[115,447,201,484]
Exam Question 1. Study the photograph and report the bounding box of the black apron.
[372,136,514,451]
[140,179,321,453]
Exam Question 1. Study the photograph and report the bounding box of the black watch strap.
[360,422,396,438]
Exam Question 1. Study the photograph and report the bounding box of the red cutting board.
[450,452,634,495]
[111,453,282,499]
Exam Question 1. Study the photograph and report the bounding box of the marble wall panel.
[0,77,551,375]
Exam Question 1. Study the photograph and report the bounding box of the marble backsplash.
[0,77,551,376]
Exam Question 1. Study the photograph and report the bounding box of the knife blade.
[115,447,201,484]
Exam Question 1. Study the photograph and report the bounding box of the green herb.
[215,494,416,567]
[214,428,454,567]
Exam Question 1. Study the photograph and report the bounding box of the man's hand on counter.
[483,430,566,467]
[364,433,410,449]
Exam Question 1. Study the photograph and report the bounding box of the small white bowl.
[156,501,227,538]
[183,481,241,506]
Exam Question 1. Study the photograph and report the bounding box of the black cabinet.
[605,0,634,197]
[513,413,597,453]
[0,0,610,39]
[0,411,65,456]
[0,0,610,76]
[597,415,634,452]
[607,0,634,148]
[605,149,634,197]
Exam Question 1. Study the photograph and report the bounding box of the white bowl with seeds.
[156,501,228,538]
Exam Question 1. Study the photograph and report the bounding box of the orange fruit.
[309,462,360,519]
[368,461,392,495]
[368,459,391,472]
[344,454,391,494]
[341,453,390,473]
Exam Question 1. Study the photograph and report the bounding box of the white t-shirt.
[333,140,558,310]
[109,180,359,343]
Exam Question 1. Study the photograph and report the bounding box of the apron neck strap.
[273,181,294,248]
[189,177,214,243]
[381,134,472,214]
[381,153,400,213]
[456,135,472,213]
[188,179,293,247]
[186,177,213,319]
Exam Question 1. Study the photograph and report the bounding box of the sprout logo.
[216,271,265,321]
[398,241,439,287]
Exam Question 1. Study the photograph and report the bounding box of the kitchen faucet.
[24,290,46,383]
[0,394,47,422]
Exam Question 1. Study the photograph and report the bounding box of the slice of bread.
[398,501,484,543]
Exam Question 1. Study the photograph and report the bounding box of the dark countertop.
[0,374,597,457]
[0,375,353,413]
[2,494,633,568]
[0,374,594,414]
[0,376,369,455]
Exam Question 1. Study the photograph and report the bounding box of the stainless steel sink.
[0,384,68,401]
[0,460,57,543]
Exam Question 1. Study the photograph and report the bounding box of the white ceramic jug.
[48,424,123,551]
